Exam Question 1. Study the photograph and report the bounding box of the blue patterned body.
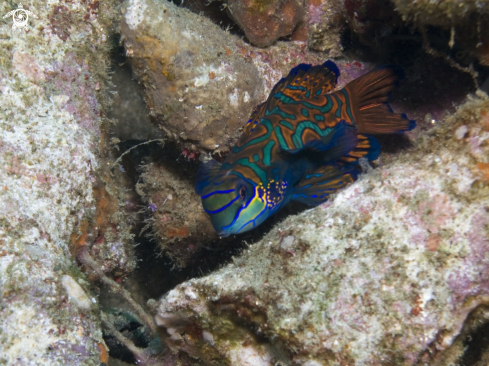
[196,61,415,236]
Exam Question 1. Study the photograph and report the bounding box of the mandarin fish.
[195,60,415,236]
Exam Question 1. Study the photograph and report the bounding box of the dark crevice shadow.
[460,321,489,365]
[107,34,160,141]
[340,25,486,132]
[167,0,246,39]
[374,134,413,154]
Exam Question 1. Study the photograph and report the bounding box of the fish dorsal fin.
[236,61,340,148]
[273,60,340,101]
[195,159,222,195]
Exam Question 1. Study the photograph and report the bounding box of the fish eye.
[239,185,247,200]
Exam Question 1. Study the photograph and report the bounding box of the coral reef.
[1,0,487,362]
[122,0,479,270]
[0,0,137,364]
[155,94,489,365]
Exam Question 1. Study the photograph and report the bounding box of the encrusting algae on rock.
[136,153,231,268]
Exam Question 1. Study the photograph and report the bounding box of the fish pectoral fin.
[195,159,222,195]
[290,164,359,206]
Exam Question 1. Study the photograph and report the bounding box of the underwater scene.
[1,0,489,364]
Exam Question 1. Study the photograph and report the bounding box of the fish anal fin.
[337,134,380,165]
[290,164,359,206]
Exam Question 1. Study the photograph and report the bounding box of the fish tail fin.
[342,66,416,134]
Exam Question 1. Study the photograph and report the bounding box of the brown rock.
[121,0,264,153]
[307,0,346,56]
[226,0,306,47]
[136,157,233,268]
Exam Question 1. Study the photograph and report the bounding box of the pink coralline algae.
[13,52,46,81]
[46,54,101,134]
[48,5,73,41]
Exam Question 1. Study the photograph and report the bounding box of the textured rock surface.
[225,0,305,47]
[0,0,135,364]
[120,0,331,155]
[121,0,264,153]
[392,0,489,27]
[155,94,489,365]
[307,0,345,56]
[390,0,489,67]
[136,156,231,268]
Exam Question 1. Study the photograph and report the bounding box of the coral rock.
[155,95,489,365]
[392,0,489,27]
[121,0,264,152]
[307,0,346,56]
